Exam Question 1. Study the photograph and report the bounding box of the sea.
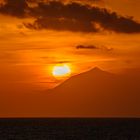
[0,118,140,140]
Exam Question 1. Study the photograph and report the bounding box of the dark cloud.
[76,45,98,49]
[24,17,98,32]
[0,0,28,17]
[76,45,113,51]
[0,0,140,33]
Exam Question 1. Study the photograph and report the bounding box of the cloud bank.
[0,0,140,33]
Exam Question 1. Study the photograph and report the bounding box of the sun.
[52,64,71,77]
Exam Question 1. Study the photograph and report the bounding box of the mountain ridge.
[44,67,140,117]
[1,67,140,117]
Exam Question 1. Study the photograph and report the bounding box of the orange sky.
[0,0,140,117]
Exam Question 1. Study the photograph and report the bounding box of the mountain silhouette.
[43,67,140,117]
[1,67,140,117]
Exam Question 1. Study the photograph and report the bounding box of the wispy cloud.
[76,45,113,51]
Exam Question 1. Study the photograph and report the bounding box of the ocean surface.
[0,118,140,140]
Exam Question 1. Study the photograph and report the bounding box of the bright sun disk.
[52,64,71,77]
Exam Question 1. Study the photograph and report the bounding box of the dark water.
[0,118,140,140]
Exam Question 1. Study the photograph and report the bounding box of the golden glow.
[52,64,71,77]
